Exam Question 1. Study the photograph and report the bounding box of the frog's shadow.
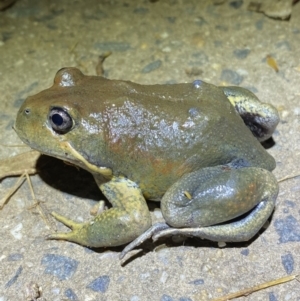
[36,154,103,201]
[35,154,274,259]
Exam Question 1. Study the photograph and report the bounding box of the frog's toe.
[47,212,92,246]
[47,228,91,246]
[120,223,170,259]
[51,211,81,230]
[47,231,76,241]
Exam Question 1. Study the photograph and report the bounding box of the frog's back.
[99,78,275,170]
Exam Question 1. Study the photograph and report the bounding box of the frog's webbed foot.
[48,177,152,248]
[48,200,109,243]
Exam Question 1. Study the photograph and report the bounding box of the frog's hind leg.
[158,165,278,242]
[120,166,278,258]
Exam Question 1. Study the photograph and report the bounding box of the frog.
[14,67,279,258]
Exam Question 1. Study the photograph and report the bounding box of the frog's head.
[14,68,112,177]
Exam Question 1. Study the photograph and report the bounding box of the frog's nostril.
[24,108,31,115]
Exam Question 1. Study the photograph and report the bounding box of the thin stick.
[25,173,54,230]
[278,174,300,183]
[25,172,35,200]
[211,274,298,301]
[0,172,26,209]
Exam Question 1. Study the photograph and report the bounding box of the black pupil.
[52,113,64,126]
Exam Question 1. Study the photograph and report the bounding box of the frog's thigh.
[49,177,152,247]
[160,166,278,242]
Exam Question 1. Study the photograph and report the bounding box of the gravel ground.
[1,0,300,300]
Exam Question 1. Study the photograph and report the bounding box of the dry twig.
[211,274,298,301]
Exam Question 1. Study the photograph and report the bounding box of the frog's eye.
[49,107,73,134]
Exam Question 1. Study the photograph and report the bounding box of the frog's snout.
[15,105,29,134]
[14,101,41,146]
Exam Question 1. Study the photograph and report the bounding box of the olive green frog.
[14,68,279,257]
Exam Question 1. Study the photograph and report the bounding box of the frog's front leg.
[48,177,152,247]
[120,166,278,258]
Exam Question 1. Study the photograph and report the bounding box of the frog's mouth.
[59,141,113,178]
[13,122,112,178]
